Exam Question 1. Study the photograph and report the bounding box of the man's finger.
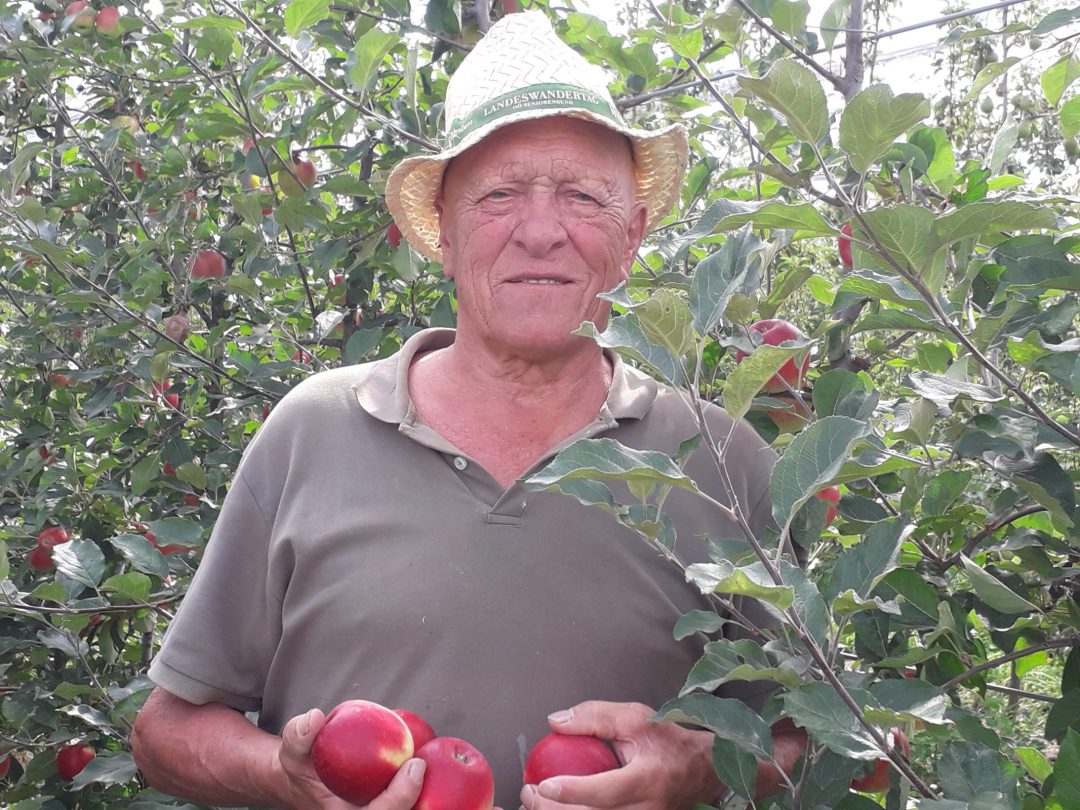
[280,708,325,764]
[547,701,652,740]
[533,766,642,809]
[366,758,425,810]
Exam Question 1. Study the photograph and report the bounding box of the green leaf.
[673,610,725,640]
[1013,452,1077,531]
[688,563,795,609]
[932,201,1056,250]
[823,518,908,601]
[713,200,834,235]
[110,535,170,578]
[906,371,1004,404]
[963,57,1022,102]
[101,572,152,602]
[0,539,7,582]
[857,204,936,275]
[1046,689,1080,743]
[723,345,804,423]
[737,58,829,144]
[937,742,1018,801]
[987,123,1020,175]
[348,28,399,99]
[177,14,247,32]
[960,554,1040,614]
[578,315,685,386]
[52,540,106,590]
[782,682,880,759]
[344,327,383,364]
[839,85,929,173]
[851,308,945,335]
[771,0,810,35]
[1014,746,1052,783]
[1052,728,1080,804]
[636,289,695,359]
[867,678,950,726]
[681,638,806,694]
[770,415,872,530]
[1062,96,1080,139]
[284,0,330,36]
[656,693,774,759]
[142,518,202,549]
[526,437,698,494]
[688,224,767,334]
[819,0,852,50]
[1033,5,1080,34]
[711,737,758,800]
[1042,55,1080,107]
[71,753,140,790]
[909,125,957,194]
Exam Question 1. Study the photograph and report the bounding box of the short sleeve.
[148,468,282,712]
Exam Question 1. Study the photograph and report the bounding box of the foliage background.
[0,0,1077,807]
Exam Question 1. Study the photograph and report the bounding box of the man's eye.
[571,191,597,203]
[485,190,511,200]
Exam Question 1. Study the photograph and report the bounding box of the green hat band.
[445,83,622,148]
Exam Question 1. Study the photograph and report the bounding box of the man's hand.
[277,708,426,810]
[518,701,720,810]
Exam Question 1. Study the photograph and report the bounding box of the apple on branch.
[189,249,226,279]
[65,1,96,30]
[277,158,317,196]
[96,6,121,37]
[734,319,811,394]
[839,223,854,268]
[851,727,909,793]
[56,743,95,780]
[816,485,841,526]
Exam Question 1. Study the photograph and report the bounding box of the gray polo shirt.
[149,328,777,809]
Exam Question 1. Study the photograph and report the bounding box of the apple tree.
[0,0,1077,808]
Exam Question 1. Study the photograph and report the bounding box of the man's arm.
[518,701,807,810]
[130,687,426,809]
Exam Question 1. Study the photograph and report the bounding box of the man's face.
[436,116,647,361]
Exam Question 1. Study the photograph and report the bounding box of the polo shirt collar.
[352,327,658,425]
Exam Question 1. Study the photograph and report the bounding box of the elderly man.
[131,11,805,810]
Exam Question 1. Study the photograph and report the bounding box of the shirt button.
[453,456,467,470]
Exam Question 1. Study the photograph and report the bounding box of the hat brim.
[386,110,688,263]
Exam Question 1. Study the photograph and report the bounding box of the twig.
[940,636,1079,692]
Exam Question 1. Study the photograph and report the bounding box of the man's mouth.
[512,278,569,285]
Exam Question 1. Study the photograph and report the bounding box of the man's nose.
[512,191,568,256]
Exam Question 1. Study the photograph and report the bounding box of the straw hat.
[385,10,689,263]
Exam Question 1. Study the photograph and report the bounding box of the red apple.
[851,727,908,793]
[524,733,619,785]
[387,222,403,249]
[56,743,95,780]
[183,494,201,507]
[51,373,75,387]
[394,709,436,752]
[0,753,10,780]
[312,700,414,805]
[261,404,271,421]
[413,737,495,810]
[816,485,840,525]
[37,527,70,550]
[96,6,120,36]
[162,461,175,476]
[65,1,96,30]
[292,349,313,364]
[839,223,853,268]
[278,159,317,196]
[39,445,52,461]
[29,546,54,571]
[734,319,811,394]
[190,249,226,279]
[163,392,180,409]
[151,380,171,397]
[127,159,145,180]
